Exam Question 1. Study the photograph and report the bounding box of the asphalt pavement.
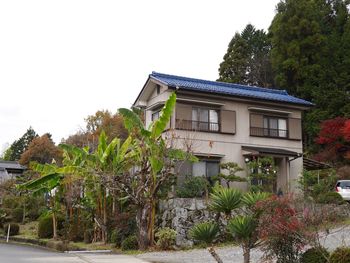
[0,243,149,263]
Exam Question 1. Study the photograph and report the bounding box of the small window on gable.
[152,110,160,121]
[156,84,161,95]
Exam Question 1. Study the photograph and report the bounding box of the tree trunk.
[22,201,26,224]
[136,204,151,250]
[243,247,250,263]
[103,193,107,244]
[147,198,156,246]
[52,212,57,240]
[207,246,223,263]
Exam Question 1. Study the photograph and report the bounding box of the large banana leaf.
[168,148,198,162]
[150,92,176,139]
[30,162,57,175]
[97,130,108,161]
[118,108,144,133]
[101,137,120,165]
[18,173,62,191]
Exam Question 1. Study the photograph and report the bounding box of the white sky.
[0,0,279,152]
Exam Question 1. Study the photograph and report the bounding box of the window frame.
[263,115,288,138]
[192,159,220,178]
[151,110,161,121]
[191,106,220,132]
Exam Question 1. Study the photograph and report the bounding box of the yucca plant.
[209,184,242,218]
[241,192,271,210]
[190,222,223,263]
[228,215,258,263]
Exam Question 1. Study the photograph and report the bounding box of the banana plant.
[18,131,132,242]
[119,92,196,249]
[18,162,85,239]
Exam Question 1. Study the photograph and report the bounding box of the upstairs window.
[192,107,219,132]
[263,116,287,138]
[156,84,161,95]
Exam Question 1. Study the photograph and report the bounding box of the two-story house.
[133,72,313,193]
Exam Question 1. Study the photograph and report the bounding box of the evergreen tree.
[6,127,38,161]
[269,0,350,145]
[218,24,273,87]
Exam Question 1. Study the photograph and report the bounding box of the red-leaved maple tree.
[314,117,350,162]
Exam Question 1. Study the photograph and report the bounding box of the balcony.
[250,127,288,138]
[176,119,220,132]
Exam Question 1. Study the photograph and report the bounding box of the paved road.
[0,243,149,263]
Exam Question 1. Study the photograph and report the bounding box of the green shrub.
[83,229,93,244]
[155,227,176,250]
[317,192,345,205]
[300,247,329,263]
[121,235,138,250]
[3,223,20,236]
[176,176,208,198]
[12,207,24,223]
[109,228,121,247]
[38,214,64,238]
[330,247,350,263]
[46,240,68,252]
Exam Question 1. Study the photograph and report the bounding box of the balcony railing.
[250,127,288,138]
[176,119,220,132]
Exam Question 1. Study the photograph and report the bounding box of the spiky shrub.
[300,247,329,263]
[329,247,350,263]
[155,227,177,250]
[190,221,219,244]
[190,222,222,263]
[227,215,257,263]
[241,192,271,210]
[209,185,241,217]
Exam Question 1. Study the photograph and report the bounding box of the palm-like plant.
[209,184,242,218]
[241,191,271,210]
[190,222,223,263]
[227,215,258,263]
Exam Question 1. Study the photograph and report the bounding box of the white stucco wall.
[138,81,305,192]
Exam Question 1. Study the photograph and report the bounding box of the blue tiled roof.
[150,72,313,106]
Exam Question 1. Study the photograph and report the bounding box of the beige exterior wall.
[138,81,305,193]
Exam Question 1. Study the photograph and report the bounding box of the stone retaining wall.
[159,198,215,247]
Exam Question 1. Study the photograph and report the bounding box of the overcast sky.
[0,0,280,153]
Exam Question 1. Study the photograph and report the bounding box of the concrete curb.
[65,250,112,254]
[0,235,111,253]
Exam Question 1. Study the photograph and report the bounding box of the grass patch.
[71,242,114,251]
[17,221,39,239]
